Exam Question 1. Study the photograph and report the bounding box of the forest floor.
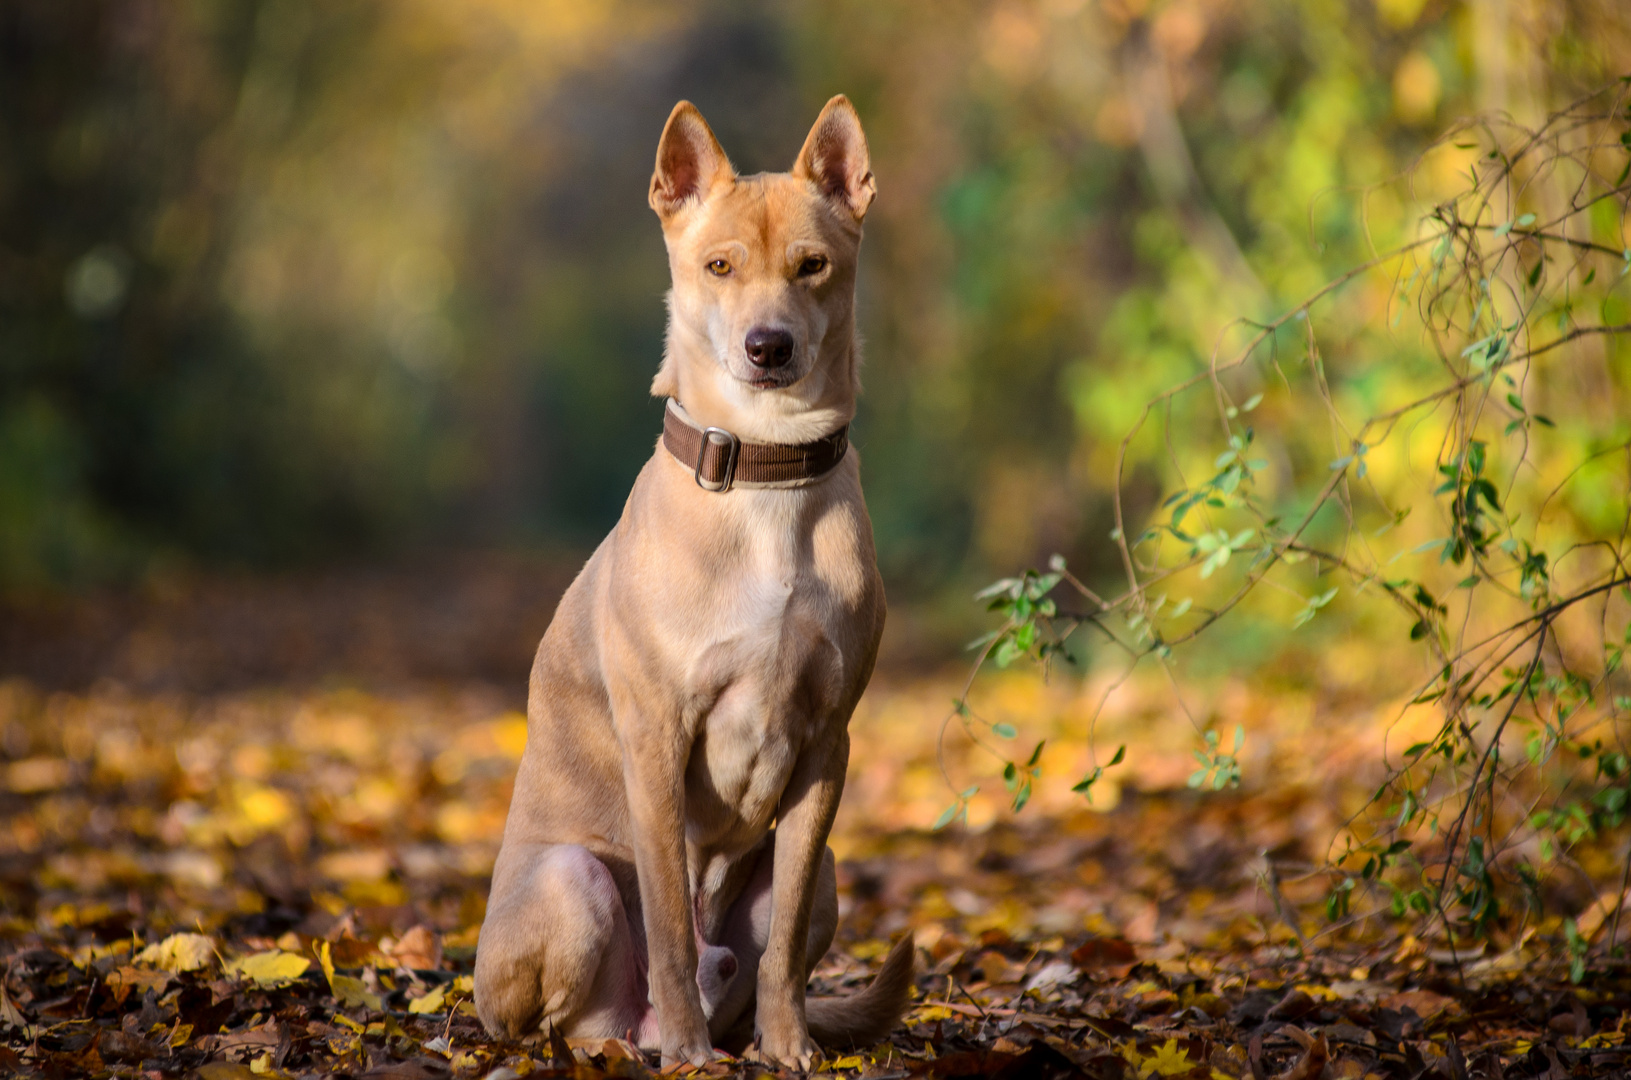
[1,565,1628,1079]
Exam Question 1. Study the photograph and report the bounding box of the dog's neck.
[653,311,857,446]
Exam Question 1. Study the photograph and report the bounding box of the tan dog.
[473,96,913,1069]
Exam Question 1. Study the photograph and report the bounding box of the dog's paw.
[658,1036,718,1071]
[746,1030,819,1072]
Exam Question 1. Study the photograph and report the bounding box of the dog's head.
[648,96,874,442]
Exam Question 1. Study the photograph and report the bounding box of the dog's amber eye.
[797,255,828,276]
[706,259,731,276]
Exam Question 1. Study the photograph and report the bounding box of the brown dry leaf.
[1069,936,1138,975]
[105,965,171,1004]
[1381,988,1458,1021]
[1274,1026,1328,1080]
[195,1064,263,1080]
[382,924,442,970]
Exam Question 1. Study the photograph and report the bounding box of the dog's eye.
[706,259,731,276]
[797,255,828,277]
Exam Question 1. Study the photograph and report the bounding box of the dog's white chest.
[681,504,857,846]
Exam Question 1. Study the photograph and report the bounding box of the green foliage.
[1187,726,1245,792]
[948,83,1631,970]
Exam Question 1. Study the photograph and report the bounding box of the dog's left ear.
[793,95,875,221]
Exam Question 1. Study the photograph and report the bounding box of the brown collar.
[662,400,849,492]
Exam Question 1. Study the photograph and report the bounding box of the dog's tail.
[805,934,916,1048]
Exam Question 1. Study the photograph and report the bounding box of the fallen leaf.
[0,984,25,1029]
[195,1064,261,1080]
[1381,989,1457,1021]
[407,983,445,1014]
[105,965,170,1004]
[383,924,442,970]
[1273,1028,1328,1080]
[226,949,311,986]
[1070,936,1138,975]
[135,932,215,973]
[1131,1037,1195,1077]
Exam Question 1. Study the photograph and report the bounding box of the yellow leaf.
[1137,1039,1194,1078]
[136,933,216,973]
[227,951,311,987]
[331,973,383,1011]
[910,1005,955,1023]
[828,1055,863,1070]
[317,940,383,1011]
[1294,983,1340,1001]
[408,985,446,1014]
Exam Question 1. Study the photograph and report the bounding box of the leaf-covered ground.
[2,574,1629,1078]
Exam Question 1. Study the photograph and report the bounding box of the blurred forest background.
[1,0,1619,614]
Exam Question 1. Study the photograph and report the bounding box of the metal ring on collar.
[695,426,741,492]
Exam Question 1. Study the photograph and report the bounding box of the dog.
[473,95,913,1069]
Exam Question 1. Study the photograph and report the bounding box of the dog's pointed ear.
[650,101,733,220]
[792,95,875,221]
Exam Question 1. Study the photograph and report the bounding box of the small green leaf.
[992,722,1018,739]
[931,803,959,830]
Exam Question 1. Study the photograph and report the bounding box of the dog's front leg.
[622,734,713,1067]
[754,729,848,1069]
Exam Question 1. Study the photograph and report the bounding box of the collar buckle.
[695,426,741,492]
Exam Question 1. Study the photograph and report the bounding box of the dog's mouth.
[743,369,799,390]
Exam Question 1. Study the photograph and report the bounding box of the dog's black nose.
[744,327,794,369]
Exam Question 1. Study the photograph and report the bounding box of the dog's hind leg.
[712,836,913,1053]
[474,843,636,1040]
[710,837,839,1050]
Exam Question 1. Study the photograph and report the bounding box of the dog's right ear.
[650,101,733,220]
